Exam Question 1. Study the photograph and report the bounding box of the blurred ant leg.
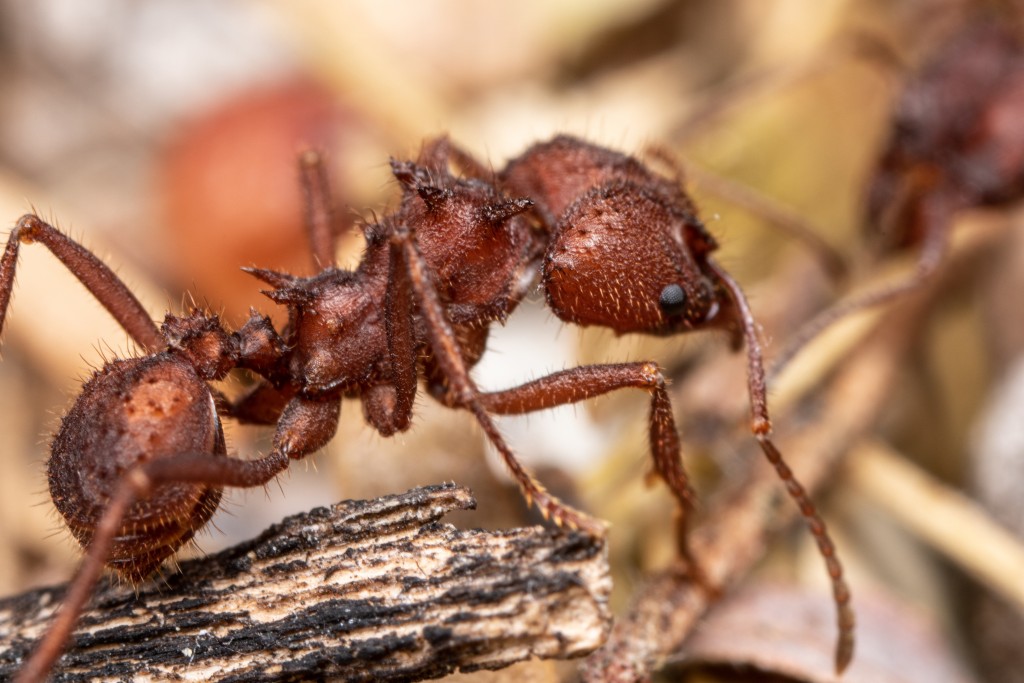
[767,196,953,381]
[299,150,339,270]
[393,230,604,535]
[475,363,715,578]
[419,136,495,181]
[674,28,905,148]
[446,143,494,181]
[645,146,848,280]
[709,259,854,675]
[363,232,418,435]
[1,214,162,352]
[687,162,848,280]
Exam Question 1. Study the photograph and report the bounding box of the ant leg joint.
[389,224,414,244]
[126,468,154,497]
[635,362,668,393]
[13,214,44,243]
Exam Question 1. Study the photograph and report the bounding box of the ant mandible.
[1,135,853,681]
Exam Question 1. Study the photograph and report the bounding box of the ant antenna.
[709,259,855,674]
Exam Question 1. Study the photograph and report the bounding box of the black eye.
[658,283,687,316]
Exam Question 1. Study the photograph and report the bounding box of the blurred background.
[0,1,1021,681]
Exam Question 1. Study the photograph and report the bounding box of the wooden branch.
[580,216,1006,681]
[0,484,612,682]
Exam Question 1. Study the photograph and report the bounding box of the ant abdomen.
[47,354,225,581]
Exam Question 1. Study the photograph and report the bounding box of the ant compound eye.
[658,283,687,316]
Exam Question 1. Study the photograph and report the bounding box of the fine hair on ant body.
[1,135,853,681]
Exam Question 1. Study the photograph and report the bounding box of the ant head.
[161,310,239,380]
[543,181,722,335]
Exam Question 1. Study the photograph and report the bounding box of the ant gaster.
[1,136,853,680]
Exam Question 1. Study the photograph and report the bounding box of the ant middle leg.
[392,228,604,535]
[1,214,162,352]
[475,362,710,571]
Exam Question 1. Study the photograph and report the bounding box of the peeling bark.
[0,484,612,682]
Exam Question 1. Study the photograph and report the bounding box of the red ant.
[1,136,853,680]
[771,15,1024,375]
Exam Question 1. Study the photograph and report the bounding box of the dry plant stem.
[581,215,1004,683]
[848,439,1024,610]
[683,163,848,280]
[0,484,612,682]
[767,206,952,382]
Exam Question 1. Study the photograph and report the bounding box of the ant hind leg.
[1,214,162,352]
[16,391,338,682]
[14,449,294,683]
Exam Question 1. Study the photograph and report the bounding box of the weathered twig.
[581,215,1005,681]
[0,483,611,682]
[848,439,1024,611]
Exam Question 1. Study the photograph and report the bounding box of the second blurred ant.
[2,136,853,680]
[771,15,1024,374]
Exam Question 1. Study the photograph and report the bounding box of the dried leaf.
[677,582,977,683]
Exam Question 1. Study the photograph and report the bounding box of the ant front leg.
[298,150,341,271]
[391,228,604,535]
[0,214,162,351]
[475,363,714,575]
